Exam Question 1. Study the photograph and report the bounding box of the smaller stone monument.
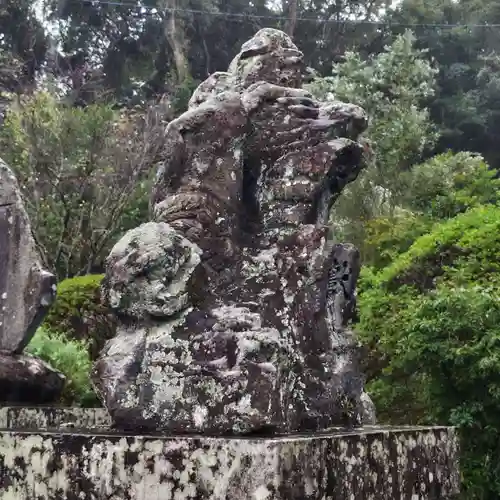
[0,159,64,403]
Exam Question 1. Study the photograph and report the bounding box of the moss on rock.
[43,274,116,360]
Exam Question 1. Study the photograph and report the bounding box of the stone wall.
[0,418,459,499]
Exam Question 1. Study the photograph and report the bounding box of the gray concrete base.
[0,406,111,430]
[0,412,459,500]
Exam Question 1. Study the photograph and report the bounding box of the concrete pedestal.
[0,407,459,500]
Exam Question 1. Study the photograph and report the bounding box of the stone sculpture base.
[0,353,65,405]
[0,407,459,500]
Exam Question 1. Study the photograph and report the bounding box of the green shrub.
[26,328,100,407]
[359,152,500,270]
[357,204,500,499]
[401,152,500,220]
[361,210,432,269]
[376,205,500,290]
[43,274,116,360]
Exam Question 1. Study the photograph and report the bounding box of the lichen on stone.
[92,28,376,434]
[0,425,460,499]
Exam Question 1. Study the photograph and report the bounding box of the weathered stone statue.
[0,159,64,403]
[93,28,375,434]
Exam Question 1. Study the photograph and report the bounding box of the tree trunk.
[163,0,190,83]
[283,0,298,38]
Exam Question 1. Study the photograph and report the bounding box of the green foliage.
[43,274,116,361]
[0,0,47,83]
[361,210,432,269]
[390,0,500,168]
[0,91,156,278]
[309,31,438,245]
[37,0,385,103]
[401,151,500,218]
[311,30,437,182]
[358,204,500,499]
[26,328,99,407]
[359,151,500,268]
[377,205,500,289]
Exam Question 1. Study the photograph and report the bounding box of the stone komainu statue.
[92,28,376,434]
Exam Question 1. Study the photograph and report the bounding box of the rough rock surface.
[0,425,460,499]
[0,159,57,353]
[93,28,375,434]
[0,353,65,404]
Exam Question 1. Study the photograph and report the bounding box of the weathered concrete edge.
[0,425,460,499]
[0,406,111,429]
[0,406,454,438]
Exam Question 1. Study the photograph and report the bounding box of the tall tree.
[309,31,438,245]
[161,0,190,83]
[37,0,392,104]
[388,0,500,168]
[283,0,299,37]
[0,0,48,83]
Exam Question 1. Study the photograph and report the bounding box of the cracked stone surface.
[92,28,376,434]
[0,424,460,499]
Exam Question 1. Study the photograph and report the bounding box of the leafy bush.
[43,274,116,361]
[0,91,162,279]
[26,328,99,407]
[309,31,438,245]
[361,210,432,269]
[401,151,500,219]
[377,205,500,290]
[357,204,500,499]
[359,151,500,270]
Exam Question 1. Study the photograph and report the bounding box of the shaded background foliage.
[3,0,500,497]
